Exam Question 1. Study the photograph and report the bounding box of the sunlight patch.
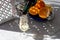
[0,29,35,40]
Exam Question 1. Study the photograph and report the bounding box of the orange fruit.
[35,3,41,9]
[35,1,45,9]
[39,6,51,19]
[29,6,40,15]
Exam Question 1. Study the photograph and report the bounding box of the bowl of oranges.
[28,0,54,21]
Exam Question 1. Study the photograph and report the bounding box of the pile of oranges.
[29,0,52,19]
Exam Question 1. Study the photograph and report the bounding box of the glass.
[19,15,29,32]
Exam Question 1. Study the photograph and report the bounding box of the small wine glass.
[19,14,29,35]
